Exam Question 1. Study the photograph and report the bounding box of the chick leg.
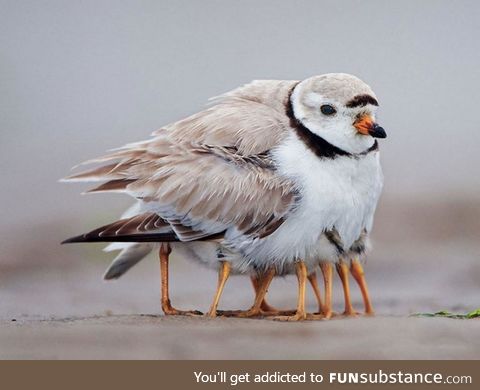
[350,258,375,315]
[233,267,277,317]
[218,269,295,317]
[252,271,278,313]
[319,262,333,319]
[308,271,324,314]
[254,273,297,316]
[207,261,231,318]
[273,261,308,321]
[336,259,357,316]
[159,244,202,316]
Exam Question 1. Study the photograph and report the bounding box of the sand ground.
[2,316,478,359]
[1,199,479,359]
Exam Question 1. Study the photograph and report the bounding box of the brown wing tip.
[86,179,136,193]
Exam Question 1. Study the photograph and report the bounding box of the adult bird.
[62,73,386,320]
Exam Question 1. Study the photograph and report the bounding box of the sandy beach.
[1,199,479,359]
[2,315,478,360]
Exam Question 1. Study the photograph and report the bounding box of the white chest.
[263,134,383,264]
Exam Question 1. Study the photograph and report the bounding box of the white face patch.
[303,91,328,108]
[291,79,378,154]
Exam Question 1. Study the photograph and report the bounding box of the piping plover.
[63,73,386,320]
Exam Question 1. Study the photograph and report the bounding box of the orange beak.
[354,115,387,138]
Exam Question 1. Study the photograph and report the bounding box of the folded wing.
[63,80,298,243]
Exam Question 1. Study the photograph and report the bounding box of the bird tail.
[61,212,180,244]
[61,201,177,279]
[102,242,154,280]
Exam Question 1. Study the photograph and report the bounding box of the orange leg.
[319,262,333,319]
[251,272,278,313]
[207,261,231,318]
[308,272,325,314]
[218,269,295,317]
[336,259,357,316]
[159,244,202,316]
[232,267,277,317]
[273,261,308,321]
[350,258,374,315]
[252,268,296,316]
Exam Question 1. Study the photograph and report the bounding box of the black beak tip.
[369,125,387,139]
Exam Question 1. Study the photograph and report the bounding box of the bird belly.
[238,138,383,272]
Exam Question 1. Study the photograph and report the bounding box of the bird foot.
[342,309,360,317]
[322,310,334,319]
[215,309,247,317]
[305,313,329,320]
[272,311,307,322]
[216,308,297,318]
[162,307,203,316]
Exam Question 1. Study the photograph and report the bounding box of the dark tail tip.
[61,234,88,244]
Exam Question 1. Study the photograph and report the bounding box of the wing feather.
[64,80,299,242]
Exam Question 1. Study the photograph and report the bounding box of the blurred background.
[0,0,479,353]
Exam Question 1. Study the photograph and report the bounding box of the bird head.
[290,73,386,154]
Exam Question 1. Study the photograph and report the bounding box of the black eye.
[320,104,337,116]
